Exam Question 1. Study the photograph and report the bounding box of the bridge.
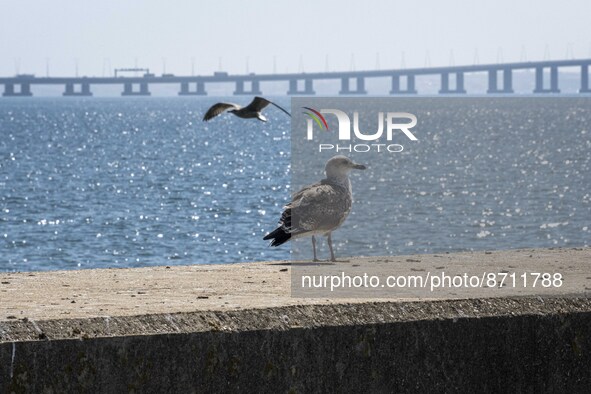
[1,58,591,97]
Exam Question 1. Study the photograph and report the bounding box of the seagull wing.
[286,181,350,235]
[246,96,291,117]
[269,101,291,117]
[245,96,271,112]
[202,102,240,121]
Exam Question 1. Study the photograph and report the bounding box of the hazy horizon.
[1,0,590,77]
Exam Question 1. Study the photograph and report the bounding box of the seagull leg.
[327,232,336,262]
[312,236,318,262]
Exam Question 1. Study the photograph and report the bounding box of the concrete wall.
[2,298,590,393]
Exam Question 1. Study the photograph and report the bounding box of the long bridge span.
[1,58,590,97]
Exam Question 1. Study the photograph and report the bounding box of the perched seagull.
[264,155,366,262]
[202,96,291,122]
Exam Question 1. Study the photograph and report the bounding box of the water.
[1,97,291,271]
[290,97,591,260]
[1,97,590,271]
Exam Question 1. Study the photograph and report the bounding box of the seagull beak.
[352,163,367,170]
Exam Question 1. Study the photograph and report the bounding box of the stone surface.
[1,247,589,325]
[0,248,590,392]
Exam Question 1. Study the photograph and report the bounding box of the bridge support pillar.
[503,68,513,93]
[3,83,32,97]
[339,77,367,95]
[580,64,591,93]
[140,82,149,95]
[440,73,449,93]
[287,78,315,95]
[20,83,31,96]
[439,72,466,94]
[63,82,92,96]
[122,82,151,96]
[82,83,91,95]
[550,66,559,92]
[487,70,497,93]
[534,66,560,93]
[3,84,14,96]
[487,68,514,94]
[390,74,417,94]
[179,81,207,96]
[234,80,262,95]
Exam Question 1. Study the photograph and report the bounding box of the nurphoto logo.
[303,107,418,153]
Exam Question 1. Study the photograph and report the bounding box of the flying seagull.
[264,155,366,262]
[203,96,291,122]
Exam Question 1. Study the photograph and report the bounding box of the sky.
[0,0,590,77]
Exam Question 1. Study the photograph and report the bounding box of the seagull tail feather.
[263,227,291,247]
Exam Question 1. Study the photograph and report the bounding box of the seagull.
[263,155,366,262]
[203,96,291,122]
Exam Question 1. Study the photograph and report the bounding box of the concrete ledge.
[1,248,590,392]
